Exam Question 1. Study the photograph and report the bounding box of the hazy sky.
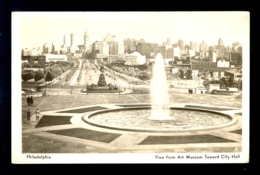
[15,12,249,49]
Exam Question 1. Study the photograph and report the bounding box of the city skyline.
[17,12,249,49]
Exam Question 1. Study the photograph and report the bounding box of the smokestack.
[64,35,66,45]
[71,33,74,46]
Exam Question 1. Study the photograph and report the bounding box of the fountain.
[149,53,171,120]
[82,55,236,132]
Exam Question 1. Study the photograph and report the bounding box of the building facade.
[84,30,89,51]
[125,51,146,65]
[199,40,208,52]
[124,38,137,52]
[190,41,198,52]
[218,38,224,46]
[136,43,152,58]
[178,40,185,50]
[167,48,174,58]
[92,41,109,57]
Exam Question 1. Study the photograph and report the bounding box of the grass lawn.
[230,129,242,135]
[46,128,121,143]
[57,106,108,113]
[139,134,237,145]
[35,115,72,128]
[185,105,239,111]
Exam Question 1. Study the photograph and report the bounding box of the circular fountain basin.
[82,107,237,132]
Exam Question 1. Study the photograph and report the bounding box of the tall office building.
[70,33,78,54]
[158,46,167,58]
[124,38,137,52]
[163,38,172,46]
[37,47,42,55]
[92,41,109,57]
[84,30,89,50]
[108,42,119,55]
[136,43,152,58]
[190,41,198,52]
[167,48,174,58]
[43,43,51,54]
[218,38,223,46]
[232,42,242,52]
[226,46,232,53]
[178,40,185,50]
[118,42,124,55]
[103,33,124,55]
[63,34,71,48]
[199,40,208,52]
[167,37,171,45]
[103,33,116,43]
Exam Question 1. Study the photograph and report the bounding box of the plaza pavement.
[21,90,243,153]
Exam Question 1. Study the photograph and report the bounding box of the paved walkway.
[21,92,243,153]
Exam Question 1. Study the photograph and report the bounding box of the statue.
[100,65,104,72]
[97,73,107,87]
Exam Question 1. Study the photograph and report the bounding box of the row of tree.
[203,77,242,90]
[22,61,75,82]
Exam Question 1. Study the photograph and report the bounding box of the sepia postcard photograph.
[12,12,249,163]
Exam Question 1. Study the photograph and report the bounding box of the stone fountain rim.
[82,106,237,133]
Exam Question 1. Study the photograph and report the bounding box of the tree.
[45,71,54,82]
[179,70,184,79]
[203,79,210,87]
[22,62,29,70]
[28,71,35,80]
[44,67,50,75]
[22,73,29,82]
[219,77,227,89]
[186,69,192,79]
[34,69,44,82]
[32,63,41,68]
[233,79,242,90]
[139,72,149,80]
[44,71,54,93]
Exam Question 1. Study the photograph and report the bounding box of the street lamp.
[86,82,88,95]
[198,72,201,88]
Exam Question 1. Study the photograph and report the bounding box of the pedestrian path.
[70,60,82,86]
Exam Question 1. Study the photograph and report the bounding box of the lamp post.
[86,82,88,95]
[198,72,200,88]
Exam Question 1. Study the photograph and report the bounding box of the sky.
[14,12,249,50]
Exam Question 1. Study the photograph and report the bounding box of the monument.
[97,73,107,87]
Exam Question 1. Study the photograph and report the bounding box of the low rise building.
[125,51,146,65]
[224,69,242,81]
[45,54,68,62]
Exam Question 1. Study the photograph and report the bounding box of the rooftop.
[224,69,242,75]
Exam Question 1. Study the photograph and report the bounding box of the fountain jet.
[149,53,171,120]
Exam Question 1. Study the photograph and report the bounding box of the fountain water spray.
[149,53,171,120]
